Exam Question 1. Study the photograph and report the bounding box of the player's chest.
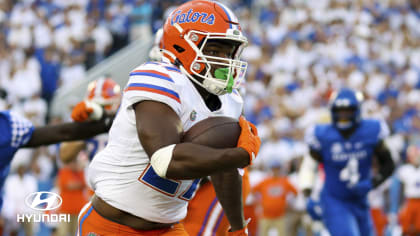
[322,140,373,168]
[179,90,242,132]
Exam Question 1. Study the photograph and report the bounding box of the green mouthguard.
[214,68,234,93]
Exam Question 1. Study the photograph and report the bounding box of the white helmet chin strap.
[180,63,227,95]
[202,78,227,95]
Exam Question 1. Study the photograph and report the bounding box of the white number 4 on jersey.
[340,158,360,187]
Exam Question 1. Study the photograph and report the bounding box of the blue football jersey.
[305,119,389,200]
[0,111,34,204]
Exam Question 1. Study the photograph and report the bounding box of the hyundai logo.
[25,192,62,211]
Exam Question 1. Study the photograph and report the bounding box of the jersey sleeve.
[7,111,34,148]
[123,65,182,115]
[305,125,322,152]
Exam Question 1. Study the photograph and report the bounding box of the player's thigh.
[321,197,360,236]
[354,206,373,236]
[414,201,420,232]
[398,201,413,231]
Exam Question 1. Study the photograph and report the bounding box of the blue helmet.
[330,88,363,130]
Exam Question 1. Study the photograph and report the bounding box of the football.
[182,116,241,148]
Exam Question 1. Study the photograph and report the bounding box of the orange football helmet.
[161,0,248,95]
[86,77,121,113]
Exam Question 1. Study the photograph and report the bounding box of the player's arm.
[23,117,112,148]
[59,141,87,163]
[211,170,245,231]
[372,140,395,188]
[299,150,322,197]
[301,124,323,197]
[134,100,256,180]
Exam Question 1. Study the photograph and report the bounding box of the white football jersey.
[88,61,243,223]
[397,164,420,198]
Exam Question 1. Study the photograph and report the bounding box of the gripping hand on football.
[237,116,261,165]
[71,101,103,122]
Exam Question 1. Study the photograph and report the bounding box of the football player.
[397,144,420,236]
[75,1,261,236]
[301,88,395,236]
[0,109,112,210]
[60,77,121,165]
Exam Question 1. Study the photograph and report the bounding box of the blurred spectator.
[83,37,97,70]
[2,51,41,104]
[129,0,152,41]
[59,54,86,89]
[252,160,298,236]
[104,2,130,56]
[39,47,61,107]
[56,158,88,236]
[3,163,38,236]
[88,20,112,63]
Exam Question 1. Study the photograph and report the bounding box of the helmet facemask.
[331,106,360,130]
[167,25,248,95]
[329,89,363,131]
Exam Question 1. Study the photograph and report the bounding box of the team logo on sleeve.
[190,110,197,121]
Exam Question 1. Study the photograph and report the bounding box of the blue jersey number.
[139,165,200,200]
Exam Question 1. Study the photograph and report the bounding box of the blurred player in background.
[61,77,121,165]
[58,77,121,235]
[75,0,261,235]
[367,180,390,236]
[301,88,395,236]
[252,160,297,236]
[396,144,420,236]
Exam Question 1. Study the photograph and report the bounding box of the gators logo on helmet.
[161,0,248,95]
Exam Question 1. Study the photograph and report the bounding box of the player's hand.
[306,198,323,221]
[237,116,261,165]
[71,101,103,122]
[351,179,372,197]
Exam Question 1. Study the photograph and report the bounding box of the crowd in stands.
[0,0,419,235]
